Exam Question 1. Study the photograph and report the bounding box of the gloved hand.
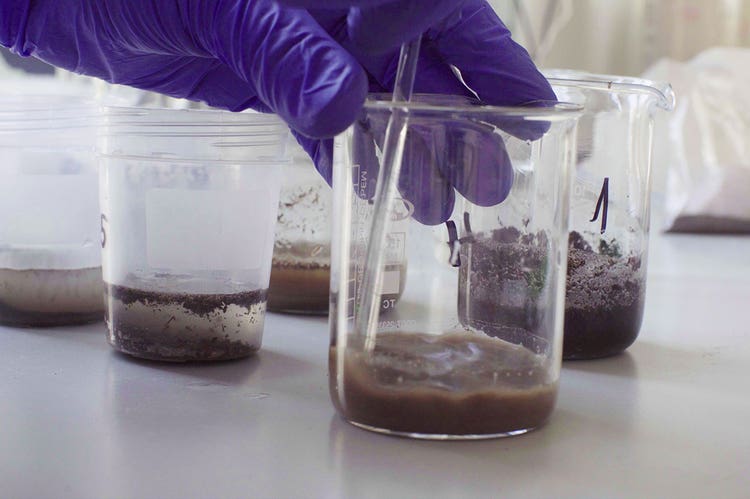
[351,94,523,225]
[1,0,555,223]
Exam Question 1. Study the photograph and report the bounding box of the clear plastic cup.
[330,95,581,439]
[0,95,103,327]
[547,71,675,360]
[99,107,288,362]
[268,140,332,315]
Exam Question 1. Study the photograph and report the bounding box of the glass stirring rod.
[356,37,422,352]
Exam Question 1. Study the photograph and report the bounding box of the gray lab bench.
[1,229,749,499]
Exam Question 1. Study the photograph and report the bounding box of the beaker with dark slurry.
[548,71,675,360]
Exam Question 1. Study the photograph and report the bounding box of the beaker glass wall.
[330,95,581,439]
[548,71,675,359]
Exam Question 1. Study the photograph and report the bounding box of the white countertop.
[2,230,749,499]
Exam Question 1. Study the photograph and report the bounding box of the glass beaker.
[99,107,288,362]
[330,95,581,439]
[268,140,332,315]
[547,71,675,360]
[0,96,103,327]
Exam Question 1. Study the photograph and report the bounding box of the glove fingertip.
[440,124,514,208]
[398,130,456,226]
[291,62,369,139]
[410,189,455,226]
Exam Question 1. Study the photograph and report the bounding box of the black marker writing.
[590,177,609,234]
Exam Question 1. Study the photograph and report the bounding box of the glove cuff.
[0,0,32,54]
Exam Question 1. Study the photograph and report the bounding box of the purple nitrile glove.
[292,1,555,224]
[1,0,554,224]
[350,94,517,225]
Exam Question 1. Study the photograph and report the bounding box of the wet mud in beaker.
[330,332,557,437]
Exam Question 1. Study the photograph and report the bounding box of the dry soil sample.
[564,231,645,359]
[457,227,549,346]
[268,258,330,314]
[105,283,267,362]
[0,267,103,327]
[330,332,557,437]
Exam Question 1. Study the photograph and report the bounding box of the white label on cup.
[146,188,269,271]
[0,173,98,246]
[381,269,401,296]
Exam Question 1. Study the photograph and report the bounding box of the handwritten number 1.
[446,220,461,267]
[590,177,609,234]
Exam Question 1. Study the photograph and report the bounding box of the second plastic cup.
[99,108,287,362]
[330,95,581,439]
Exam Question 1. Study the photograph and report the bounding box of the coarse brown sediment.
[563,231,644,359]
[107,284,266,316]
[105,283,266,362]
[457,228,549,343]
[456,227,645,360]
[107,319,257,362]
[330,332,557,436]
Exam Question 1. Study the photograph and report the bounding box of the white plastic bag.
[645,48,750,233]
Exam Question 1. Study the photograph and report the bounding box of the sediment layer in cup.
[105,283,267,362]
